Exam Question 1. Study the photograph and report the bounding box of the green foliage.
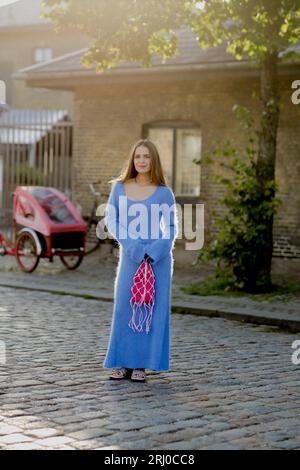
[41,0,184,70]
[185,0,300,64]
[5,162,46,186]
[41,0,300,69]
[196,105,282,293]
[182,269,240,296]
[181,270,300,299]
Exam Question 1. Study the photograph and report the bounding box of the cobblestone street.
[0,285,299,450]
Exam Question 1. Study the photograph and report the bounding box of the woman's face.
[133,145,152,175]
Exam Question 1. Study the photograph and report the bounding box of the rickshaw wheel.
[59,254,83,270]
[16,232,40,273]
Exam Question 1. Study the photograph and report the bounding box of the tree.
[42,0,300,290]
[184,0,300,289]
[41,0,185,69]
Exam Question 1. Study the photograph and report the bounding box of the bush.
[195,105,282,293]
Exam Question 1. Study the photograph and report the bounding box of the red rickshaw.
[0,186,87,273]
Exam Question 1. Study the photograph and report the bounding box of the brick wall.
[71,73,300,259]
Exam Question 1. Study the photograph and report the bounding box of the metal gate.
[0,108,73,231]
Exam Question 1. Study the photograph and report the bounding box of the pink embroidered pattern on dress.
[128,256,155,334]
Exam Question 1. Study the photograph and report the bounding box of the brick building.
[0,0,89,113]
[13,26,300,262]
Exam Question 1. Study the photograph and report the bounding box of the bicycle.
[85,180,118,255]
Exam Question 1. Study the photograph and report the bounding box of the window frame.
[33,47,53,64]
[142,120,202,200]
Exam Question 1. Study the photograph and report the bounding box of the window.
[34,48,53,64]
[144,123,201,197]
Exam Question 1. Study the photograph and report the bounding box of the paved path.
[0,286,300,450]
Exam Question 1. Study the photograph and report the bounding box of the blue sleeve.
[104,182,150,264]
[145,187,178,265]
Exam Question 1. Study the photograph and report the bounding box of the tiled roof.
[12,25,300,81]
[13,26,252,78]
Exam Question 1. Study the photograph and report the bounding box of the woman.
[102,138,178,382]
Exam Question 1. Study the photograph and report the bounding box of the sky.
[0,0,21,7]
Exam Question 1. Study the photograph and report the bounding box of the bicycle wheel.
[16,231,40,273]
[85,220,101,255]
[59,254,83,270]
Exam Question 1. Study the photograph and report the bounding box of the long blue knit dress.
[103,180,178,372]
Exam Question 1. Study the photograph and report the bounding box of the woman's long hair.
[109,139,169,187]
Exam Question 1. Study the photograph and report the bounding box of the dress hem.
[103,363,169,372]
